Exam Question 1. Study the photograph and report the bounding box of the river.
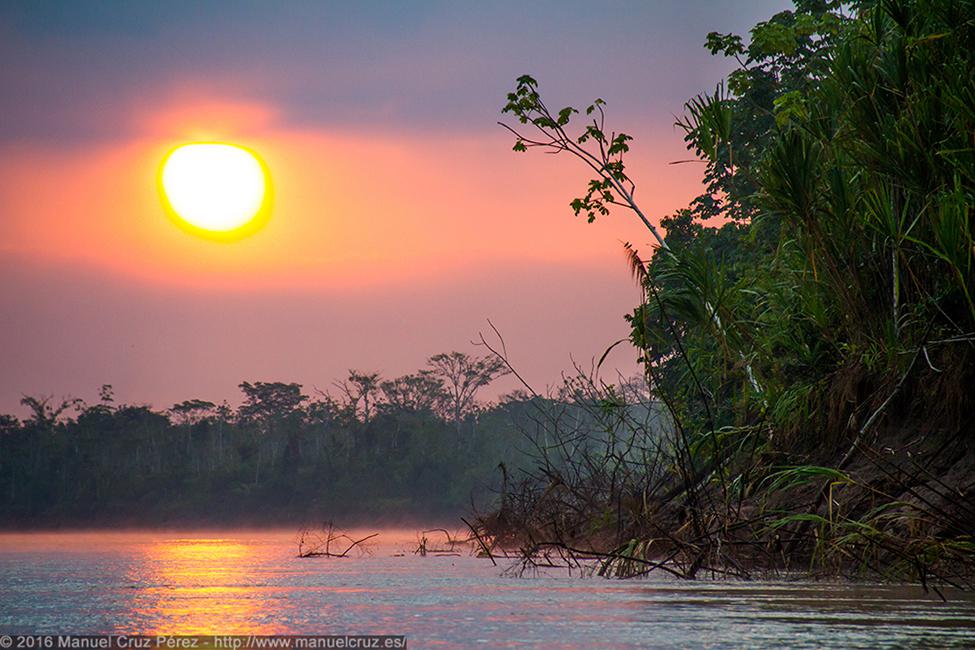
[1,530,973,648]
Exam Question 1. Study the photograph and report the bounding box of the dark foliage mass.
[0,352,525,526]
[490,0,975,585]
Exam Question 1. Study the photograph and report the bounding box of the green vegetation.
[0,352,530,525]
[488,0,975,586]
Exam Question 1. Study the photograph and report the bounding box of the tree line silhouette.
[0,351,534,526]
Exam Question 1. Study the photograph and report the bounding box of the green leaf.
[705,31,744,57]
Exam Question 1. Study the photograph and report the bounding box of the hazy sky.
[0,1,789,415]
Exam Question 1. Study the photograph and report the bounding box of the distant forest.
[0,351,573,526]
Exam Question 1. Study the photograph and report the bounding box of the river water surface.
[1,530,974,648]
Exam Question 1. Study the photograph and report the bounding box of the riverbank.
[473,417,975,588]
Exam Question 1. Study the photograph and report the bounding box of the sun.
[159,143,270,240]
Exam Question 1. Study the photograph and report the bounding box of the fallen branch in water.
[297,522,378,558]
[462,516,497,566]
[414,528,468,557]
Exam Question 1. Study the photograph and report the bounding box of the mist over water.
[1,530,974,648]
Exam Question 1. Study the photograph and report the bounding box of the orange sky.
[0,95,703,411]
[0,1,788,414]
[0,96,697,290]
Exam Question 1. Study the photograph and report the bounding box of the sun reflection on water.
[122,537,286,635]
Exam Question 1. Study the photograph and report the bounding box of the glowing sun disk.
[160,143,268,235]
